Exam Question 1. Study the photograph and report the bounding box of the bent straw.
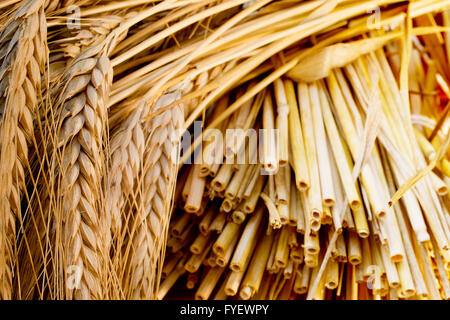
[260,191,282,229]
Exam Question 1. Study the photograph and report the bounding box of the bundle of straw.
[0,0,448,301]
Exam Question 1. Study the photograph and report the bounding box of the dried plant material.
[123,85,184,299]
[2,0,450,302]
[0,0,47,299]
[287,34,400,82]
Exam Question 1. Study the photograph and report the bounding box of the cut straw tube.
[195,266,225,300]
[300,189,320,232]
[207,252,218,268]
[211,164,234,192]
[239,232,274,300]
[379,243,400,288]
[225,164,248,200]
[213,221,242,257]
[185,242,213,273]
[322,206,333,225]
[283,260,295,280]
[351,205,370,238]
[171,212,192,237]
[312,81,335,207]
[243,164,264,200]
[220,197,234,213]
[236,164,257,201]
[199,205,216,235]
[194,198,208,217]
[347,231,362,265]
[216,233,239,268]
[274,226,290,268]
[174,167,190,203]
[243,175,266,213]
[360,238,373,281]
[209,210,227,233]
[290,245,304,263]
[295,189,306,234]
[274,166,289,205]
[184,164,207,213]
[294,265,311,294]
[394,208,428,298]
[243,175,266,214]
[230,205,265,271]
[304,230,320,256]
[288,226,298,249]
[187,271,199,290]
[190,233,212,255]
[325,259,340,290]
[298,82,322,221]
[285,79,309,190]
[335,232,347,263]
[231,204,247,225]
[274,78,289,166]
[182,166,194,202]
[262,93,278,174]
[277,203,289,227]
[225,239,257,296]
[430,171,448,196]
[396,252,416,298]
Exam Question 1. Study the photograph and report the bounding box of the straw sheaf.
[0,0,47,299]
[126,87,183,300]
[54,51,112,299]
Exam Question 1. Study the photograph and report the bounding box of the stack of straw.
[0,0,448,300]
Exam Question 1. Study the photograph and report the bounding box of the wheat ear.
[0,0,47,300]
[54,43,113,299]
[124,86,183,300]
[107,104,145,237]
